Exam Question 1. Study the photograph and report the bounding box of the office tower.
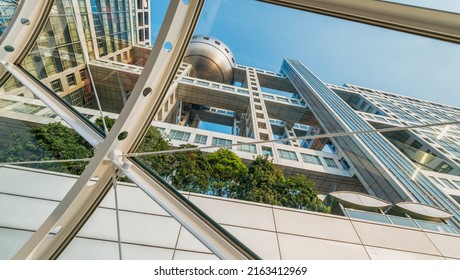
[0,0,18,37]
[1,0,460,260]
[1,0,149,107]
[282,59,460,228]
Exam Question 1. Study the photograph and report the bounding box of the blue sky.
[387,0,460,13]
[151,0,460,108]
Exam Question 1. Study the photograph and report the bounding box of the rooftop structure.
[183,35,236,84]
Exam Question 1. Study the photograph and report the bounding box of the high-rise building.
[1,0,149,107]
[0,0,18,37]
[1,0,460,260]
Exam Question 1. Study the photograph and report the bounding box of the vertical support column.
[84,0,101,59]
[155,63,189,123]
[246,68,278,159]
[283,122,300,147]
[128,0,136,45]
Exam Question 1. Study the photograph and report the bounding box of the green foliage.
[1,117,329,213]
[95,116,172,177]
[282,174,330,213]
[207,148,248,197]
[95,115,116,132]
[0,122,93,174]
[236,155,283,205]
[237,156,330,213]
[169,144,211,193]
[136,124,171,177]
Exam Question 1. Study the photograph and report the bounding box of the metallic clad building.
[282,59,460,228]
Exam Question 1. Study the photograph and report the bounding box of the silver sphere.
[184,35,236,84]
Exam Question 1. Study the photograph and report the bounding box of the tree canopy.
[0,122,92,174]
[0,118,329,213]
[169,144,211,193]
[208,148,248,197]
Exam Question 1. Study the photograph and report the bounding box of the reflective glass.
[0,76,93,175]
[0,79,96,259]
[133,0,460,238]
[0,71,100,258]
[416,219,459,235]
[0,0,172,259]
[346,209,391,224]
[0,0,19,39]
[387,215,418,228]
[13,0,170,127]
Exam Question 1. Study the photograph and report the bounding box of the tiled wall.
[1,166,459,260]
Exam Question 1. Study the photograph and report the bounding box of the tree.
[0,122,93,174]
[169,144,211,193]
[95,115,116,131]
[282,174,330,212]
[237,155,330,213]
[95,116,171,177]
[0,117,329,213]
[135,125,171,177]
[207,148,248,197]
[237,155,284,205]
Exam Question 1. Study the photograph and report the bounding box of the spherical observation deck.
[183,35,236,84]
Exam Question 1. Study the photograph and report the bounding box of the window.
[340,158,350,170]
[66,73,76,86]
[194,134,208,145]
[11,104,45,114]
[278,149,298,161]
[410,140,423,149]
[262,146,273,157]
[237,143,256,154]
[50,79,63,92]
[79,69,87,80]
[301,154,322,165]
[139,30,144,41]
[324,157,339,168]
[0,100,15,108]
[439,178,457,190]
[169,130,190,141]
[212,137,232,147]
[153,127,165,133]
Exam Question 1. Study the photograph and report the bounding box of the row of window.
[50,71,81,92]
[278,149,340,168]
[168,129,342,168]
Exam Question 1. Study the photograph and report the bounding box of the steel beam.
[1,62,104,147]
[0,0,55,84]
[12,0,258,260]
[260,0,460,43]
[113,157,259,260]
